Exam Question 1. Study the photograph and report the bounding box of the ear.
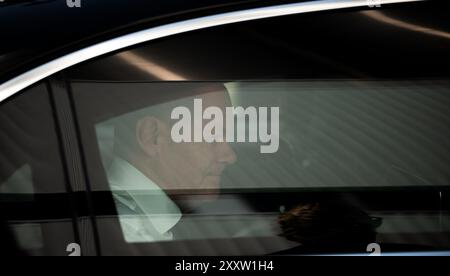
[135,116,161,157]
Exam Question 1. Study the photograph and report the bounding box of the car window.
[69,79,450,255]
[66,3,450,255]
[0,82,76,256]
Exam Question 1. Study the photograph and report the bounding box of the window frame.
[0,79,90,255]
[0,0,420,102]
[1,0,447,256]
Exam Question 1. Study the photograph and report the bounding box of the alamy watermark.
[367,243,381,256]
[66,243,81,256]
[64,0,381,9]
[66,0,81,8]
[367,0,381,8]
[171,99,280,154]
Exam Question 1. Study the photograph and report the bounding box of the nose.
[216,142,237,165]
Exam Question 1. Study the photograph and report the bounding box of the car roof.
[1,0,444,100]
[0,0,305,82]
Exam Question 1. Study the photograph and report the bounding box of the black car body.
[0,0,449,256]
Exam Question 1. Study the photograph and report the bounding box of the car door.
[1,0,449,256]
[0,79,97,256]
[61,0,450,255]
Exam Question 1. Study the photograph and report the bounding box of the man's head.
[114,87,237,195]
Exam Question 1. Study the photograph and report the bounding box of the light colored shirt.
[107,157,181,243]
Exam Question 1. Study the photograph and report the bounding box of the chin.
[202,176,221,190]
[172,177,221,210]
[191,176,221,199]
[171,176,221,198]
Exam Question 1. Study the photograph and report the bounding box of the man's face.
[153,90,236,194]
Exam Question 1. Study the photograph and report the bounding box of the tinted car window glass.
[70,80,450,255]
[67,2,450,255]
[0,83,76,256]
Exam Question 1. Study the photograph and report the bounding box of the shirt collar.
[107,157,181,235]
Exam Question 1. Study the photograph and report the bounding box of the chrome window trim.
[0,0,420,102]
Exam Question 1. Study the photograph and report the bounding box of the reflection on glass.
[93,80,450,249]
